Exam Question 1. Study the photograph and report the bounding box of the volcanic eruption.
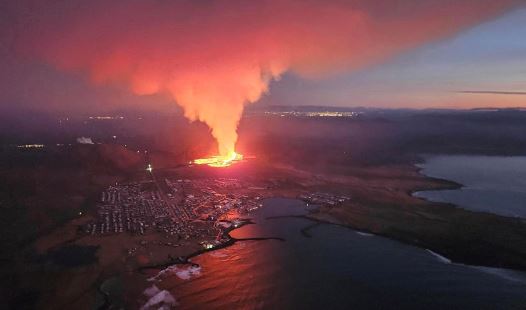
[193,152,244,168]
[8,0,521,166]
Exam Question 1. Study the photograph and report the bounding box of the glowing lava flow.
[193,152,244,168]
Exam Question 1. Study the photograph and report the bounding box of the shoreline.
[139,164,526,276]
[137,218,285,272]
[304,163,526,271]
[272,211,526,274]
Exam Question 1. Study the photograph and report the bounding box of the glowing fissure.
[193,152,244,168]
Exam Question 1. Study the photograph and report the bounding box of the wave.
[141,285,178,310]
[426,249,452,264]
[148,265,202,282]
[426,249,526,283]
[355,231,375,237]
[471,266,526,284]
[175,265,202,280]
[143,284,161,297]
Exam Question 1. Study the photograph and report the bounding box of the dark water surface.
[148,198,526,309]
[415,155,526,218]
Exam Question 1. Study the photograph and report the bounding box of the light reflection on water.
[146,198,526,310]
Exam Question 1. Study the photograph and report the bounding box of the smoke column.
[10,0,520,156]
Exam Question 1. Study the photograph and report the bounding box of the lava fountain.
[193,152,244,168]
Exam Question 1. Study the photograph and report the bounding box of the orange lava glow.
[193,152,244,168]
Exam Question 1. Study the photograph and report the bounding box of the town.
[85,177,267,249]
[85,174,351,253]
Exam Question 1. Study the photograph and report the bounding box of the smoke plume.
[10,0,520,156]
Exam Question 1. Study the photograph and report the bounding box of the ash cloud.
[7,0,521,155]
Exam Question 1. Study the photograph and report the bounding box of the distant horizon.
[3,104,526,119]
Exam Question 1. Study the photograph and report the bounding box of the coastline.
[10,159,526,309]
[141,160,526,276]
[302,162,526,271]
[137,219,284,272]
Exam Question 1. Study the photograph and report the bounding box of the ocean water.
[145,198,526,310]
[415,155,526,218]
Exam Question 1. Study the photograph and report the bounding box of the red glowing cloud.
[10,0,520,155]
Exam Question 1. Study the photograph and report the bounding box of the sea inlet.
[142,197,526,310]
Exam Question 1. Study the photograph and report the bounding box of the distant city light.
[17,144,45,148]
[88,116,125,120]
[261,111,361,118]
[146,164,153,173]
